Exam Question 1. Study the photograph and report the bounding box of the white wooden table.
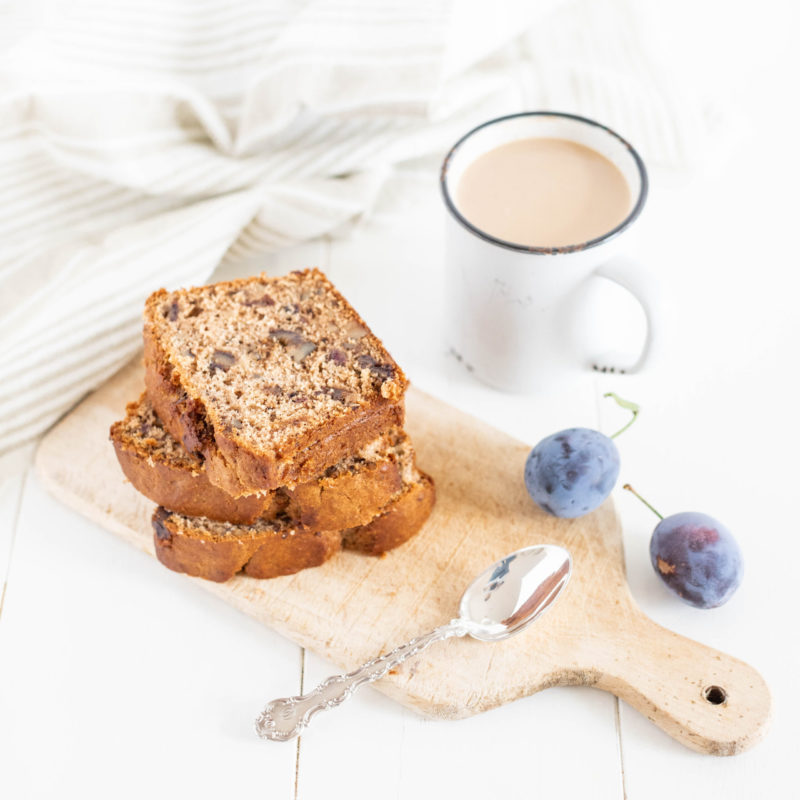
[2,61,799,800]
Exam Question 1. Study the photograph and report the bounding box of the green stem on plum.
[604,392,640,439]
[623,484,664,520]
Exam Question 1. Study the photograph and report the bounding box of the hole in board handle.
[703,685,727,705]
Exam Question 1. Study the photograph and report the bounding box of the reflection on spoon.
[502,557,571,629]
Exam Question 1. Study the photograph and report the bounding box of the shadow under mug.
[441,111,658,393]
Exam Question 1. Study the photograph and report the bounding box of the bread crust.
[283,459,403,530]
[153,507,341,582]
[342,472,436,555]
[242,529,341,580]
[151,470,435,582]
[111,394,407,527]
[143,270,407,496]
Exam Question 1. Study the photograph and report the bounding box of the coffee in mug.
[441,111,659,393]
[455,137,632,249]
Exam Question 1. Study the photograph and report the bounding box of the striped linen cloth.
[0,0,734,453]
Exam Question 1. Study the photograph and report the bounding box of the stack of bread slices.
[110,269,435,583]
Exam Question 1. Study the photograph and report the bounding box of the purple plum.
[649,511,743,609]
[524,428,620,518]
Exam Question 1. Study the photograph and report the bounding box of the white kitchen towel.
[0,0,736,453]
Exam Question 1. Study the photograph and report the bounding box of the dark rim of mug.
[440,111,649,255]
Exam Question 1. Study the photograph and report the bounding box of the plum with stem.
[624,485,743,609]
[524,393,637,518]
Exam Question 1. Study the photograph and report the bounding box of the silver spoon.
[254,543,572,741]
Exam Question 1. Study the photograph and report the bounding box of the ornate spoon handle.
[255,619,468,741]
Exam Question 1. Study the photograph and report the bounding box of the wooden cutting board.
[35,360,770,755]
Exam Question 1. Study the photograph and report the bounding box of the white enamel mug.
[441,111,658,393]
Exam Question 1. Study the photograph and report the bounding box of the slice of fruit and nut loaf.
[152,508,341,583]
[111,394,413,528]
[153,470,435,582]
[143,269,407,497]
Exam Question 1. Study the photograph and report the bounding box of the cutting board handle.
[598,612,771,755]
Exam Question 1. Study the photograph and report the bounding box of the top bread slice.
[143,269,408,496]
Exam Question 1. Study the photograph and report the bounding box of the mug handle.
[590,255,660,374]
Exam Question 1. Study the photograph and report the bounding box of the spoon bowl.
[460,544,572,641]
[256,543,572,741]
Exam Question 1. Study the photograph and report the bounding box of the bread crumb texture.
[111,394,202,472]
[156,508,301,542]
[145,269,407,457]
